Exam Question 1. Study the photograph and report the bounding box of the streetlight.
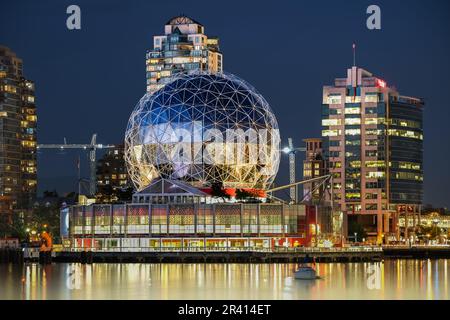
[432,219,440,244]
[354,232,358,243]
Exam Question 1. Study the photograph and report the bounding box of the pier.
[48,247,384,263]
[14,246,450,264]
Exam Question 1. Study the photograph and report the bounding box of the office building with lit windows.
[321,66,424,243]
[146,16,223,93]
[0,46,37,215]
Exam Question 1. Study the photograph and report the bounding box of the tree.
[210,181,230,201]
[27,202,62,243]
[116,186,134,202]
[235,189,261,203]
[43,190,59,198]
[0,213,26,240]
[347,220,367,242]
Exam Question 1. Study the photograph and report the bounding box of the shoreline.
[4,246,450,264]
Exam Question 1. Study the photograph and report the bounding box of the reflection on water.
[0,260,449,300]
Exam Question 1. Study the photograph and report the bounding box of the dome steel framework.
[125,72,280,191]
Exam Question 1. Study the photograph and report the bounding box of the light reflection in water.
[0,260,449,300]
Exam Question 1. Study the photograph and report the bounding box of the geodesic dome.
[124,72,280,191]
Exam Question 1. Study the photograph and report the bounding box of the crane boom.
[37,134,115,196]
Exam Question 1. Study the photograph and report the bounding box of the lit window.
[394,172,423,181]
[345,129,360,135]
[322,119,341,126]
[388,129,423,140]
[365,139,378,146]
[345,193,361,200]
[364,93,379,103]
[333,183,342,190]
[366,171,385,179]
[345,140,360,146]
[3,85,17,93]
[331,161,342,168]
[325,94,342,104]
[390,119,421,129]
[322,129,341,137]
[365,161,385,168]
[345,96,361,103]
[365,117,379,125]
[344,107,360,114]
[349,161,361,168]
[366,129,383,136]
[344,118,360,125]
[365,193,378,200]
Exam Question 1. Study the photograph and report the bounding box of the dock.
[5,246,450,264]
[52,247,383,263]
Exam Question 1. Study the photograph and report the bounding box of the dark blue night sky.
[1,0,449,207]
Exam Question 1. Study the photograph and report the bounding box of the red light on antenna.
[377,79,386,88]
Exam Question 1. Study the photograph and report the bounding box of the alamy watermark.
[66,5,81,30]
[65,5,379,31]
[366,263,382,290]
[66,264,81,290]
[367,5,381,30]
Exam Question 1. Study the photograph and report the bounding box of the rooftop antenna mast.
[352,43,356,67]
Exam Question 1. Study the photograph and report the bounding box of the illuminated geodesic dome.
[124,72,280,191]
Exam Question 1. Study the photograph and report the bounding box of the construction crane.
[37,134,115,196]
[282,137,306,203]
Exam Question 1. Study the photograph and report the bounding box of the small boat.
[294,256,319,280]
[294,265,318,280]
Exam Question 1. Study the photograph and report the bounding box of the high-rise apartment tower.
[146,16,223,93]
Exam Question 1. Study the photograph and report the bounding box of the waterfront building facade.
[65,178,308,251]
[321,66,424,243]
[0,46,37,215]
[146,16,223,94]
[400,212,450,232]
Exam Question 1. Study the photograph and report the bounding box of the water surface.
[0,260,448,300]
